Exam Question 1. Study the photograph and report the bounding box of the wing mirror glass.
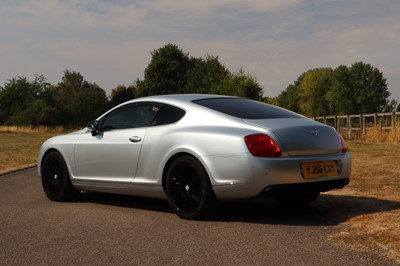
[87,121,99,136]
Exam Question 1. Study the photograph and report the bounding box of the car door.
[74,102,161,187]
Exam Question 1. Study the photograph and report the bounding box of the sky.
[1,0,399,102]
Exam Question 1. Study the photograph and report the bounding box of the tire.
[275,191,320,209]
[165,156,216,220]
[41,151,80,201]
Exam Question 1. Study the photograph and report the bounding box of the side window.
[100,103,161,130]
[152,104,186,126]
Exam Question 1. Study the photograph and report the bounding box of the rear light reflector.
[338,134,349,153]
[244,134,282,157]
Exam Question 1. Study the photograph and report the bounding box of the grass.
[325,141,400,262]
[0,126,69,173]
[0,125,66,134]
[0,127,399,261]
[339,126,400,143]
[363,127,400,143]
[346,141,400,200]
[0,132,57,173]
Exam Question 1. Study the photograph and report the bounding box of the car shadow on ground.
[77,192,171,214]
[313,193,400,224]
[212,194,400,226]
[74,192,400,226]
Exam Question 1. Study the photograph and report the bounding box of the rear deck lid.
[244,118,341,156]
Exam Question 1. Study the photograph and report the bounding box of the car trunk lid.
[243,118,341,156]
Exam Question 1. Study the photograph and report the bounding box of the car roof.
[119,94,239,110]
[135,94,237,103]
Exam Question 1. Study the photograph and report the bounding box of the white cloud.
[37,39,163,88]
[143,0,304,16]
[0,0,147,30]
[1,0,399,102]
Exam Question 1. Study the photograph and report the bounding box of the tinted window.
[100,103,161,130]
[152,105,186,126]
[193,98,303,119]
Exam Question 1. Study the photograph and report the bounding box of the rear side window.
[192,98,303,119]
[152,104,186,126]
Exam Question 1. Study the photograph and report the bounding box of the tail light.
[244,134,282,157]
[338,134,349,153]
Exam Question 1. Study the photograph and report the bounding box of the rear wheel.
[275,191,320,208]
[165,156,216,220]
[41,151,79,201]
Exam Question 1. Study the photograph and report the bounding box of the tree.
[53,70,108,126]
[136,43,265,99]
[211,69,263,100]
[18,98,60,126]
[0,77,32,124]
[277,62,391,116]
[136,44,190,97]
[384,99,398,112]
[348,62,390,113]
[186,55,230,93]
[325,65,353,115]
[110,84,136,107]
[297,68,333,117]
[231,70,263,100]
[276,84,301,113]
[0,75,52,125]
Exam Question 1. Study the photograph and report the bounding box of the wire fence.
[314,112,400,140]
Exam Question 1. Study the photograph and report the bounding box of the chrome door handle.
[129,136,142,143]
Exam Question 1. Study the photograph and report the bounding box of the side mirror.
[87,121,99,136]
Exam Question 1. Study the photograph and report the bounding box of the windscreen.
[192,98,303,119]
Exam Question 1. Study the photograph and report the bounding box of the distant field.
[0,126,69,173]
[0,132,57,173]
[323,141,400,261]
[0,130,399,261]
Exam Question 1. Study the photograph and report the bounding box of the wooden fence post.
[392,112,396,132]
[362,114,366,135]
[347,115,351,140]
[359,114,364,135]
[333,115,337,130]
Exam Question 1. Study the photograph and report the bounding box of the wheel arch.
[161,152,214,194]
[162,152,190,193]
[40,147,80,201]
[39,148,73,178]
[161,152,218,219]
[39,148,60,176]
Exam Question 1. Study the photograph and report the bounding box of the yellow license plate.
[301,161,338,178]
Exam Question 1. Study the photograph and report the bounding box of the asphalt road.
[0,168,396,265]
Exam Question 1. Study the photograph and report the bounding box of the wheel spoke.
[41,151,79,202]
[165,156,215,219]
[168,161,202,214]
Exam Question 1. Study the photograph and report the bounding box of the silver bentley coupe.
[38,94,351,219]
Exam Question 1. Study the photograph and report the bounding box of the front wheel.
[165,156,216,220]
[41,151,80,201]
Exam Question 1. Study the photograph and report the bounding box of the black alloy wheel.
[41,151,79,201]
[165,156,216,220]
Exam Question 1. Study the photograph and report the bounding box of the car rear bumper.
[204,152,351,200]
[259,177,350,197]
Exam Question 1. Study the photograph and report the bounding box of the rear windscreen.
[192,98,303,119]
